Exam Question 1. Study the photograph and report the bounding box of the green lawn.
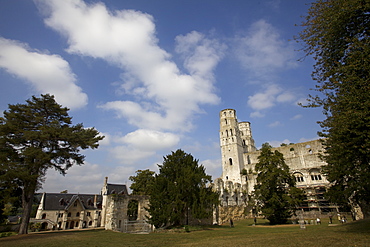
[1,219,369,247]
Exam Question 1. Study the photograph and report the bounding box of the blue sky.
[0,0,323,193]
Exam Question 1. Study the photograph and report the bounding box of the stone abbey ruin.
[33,108,359,232]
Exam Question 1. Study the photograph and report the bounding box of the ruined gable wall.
[104,195,150,231]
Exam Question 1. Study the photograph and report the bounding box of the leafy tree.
[0,177,22,223]
[0,94,104,234]
[296,0,370,218]
[252,143,304,225]
[147,149,219,228]
[129,169,155,195]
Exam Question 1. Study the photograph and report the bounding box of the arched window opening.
[309,169,322,181]
[41,213,46,219]
[225,119,227,124]
[226,130,228,137]
[127,200,139,221]
[67,212,71,217]
[230,129,233,136]
[89,221,92,226]
[229,158,233,166]
[294,173,304,182]
[76,212,80,217]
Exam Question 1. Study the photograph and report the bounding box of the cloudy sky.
[0,0,322,194]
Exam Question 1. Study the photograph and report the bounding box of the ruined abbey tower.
[214,109,340,223]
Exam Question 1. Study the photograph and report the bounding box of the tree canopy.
[297,0,370,218]
[252,143,304,225]
[0,94,104,234]
[147,149,219,228]
[129,169,155,195]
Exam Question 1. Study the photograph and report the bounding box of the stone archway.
[127,200,139,221]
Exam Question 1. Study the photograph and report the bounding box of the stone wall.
[216,206,246,225]
[104,194,150,232]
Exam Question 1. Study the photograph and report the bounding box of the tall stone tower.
[219,109,245,184]
[238,121,256,153]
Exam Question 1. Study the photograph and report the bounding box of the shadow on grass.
[332,218,370,233]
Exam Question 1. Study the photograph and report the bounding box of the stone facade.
[104,194,151,232]
[34,177,144,231]
[215,109,340,223]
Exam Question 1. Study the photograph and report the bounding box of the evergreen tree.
[253,143,304,225]
[0,94,104,234]
[129,169,155,195]
[297,0,370,218]
[147,149,219,228]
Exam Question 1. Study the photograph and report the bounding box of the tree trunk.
[358,200,370,219]
[18,187,35,234]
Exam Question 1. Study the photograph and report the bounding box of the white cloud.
[250,111,265,118]
[248,84,281,111]
[38,0,223,133]
[119,129,180,151]
[235,19,297,79]
[268,139,291,148]
[290,114,302,120]
[268,121,282,128]
[235,19,299,117]
[109,129,179,165]
[201,159,222,180]
[248,84,297,117]
[276,91,296,103]
[41,162,104,193]
[0,38,87,109]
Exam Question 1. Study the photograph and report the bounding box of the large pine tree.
[147,149,219,228]
[297,0,370,218]
[0,94,104,234]
[253,143,304,225]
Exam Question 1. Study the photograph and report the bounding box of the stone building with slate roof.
[35,177,128,230]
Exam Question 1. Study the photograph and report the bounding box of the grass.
[1,218,369,247]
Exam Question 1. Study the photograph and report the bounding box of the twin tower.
[219,109,256,185]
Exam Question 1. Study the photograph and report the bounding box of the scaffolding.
[122,220,152,234]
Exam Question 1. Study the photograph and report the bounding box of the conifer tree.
[147,149,219,228]
[129,169,155,195]
[297,0,370,218]
[0,94,104,234]
[252,143,304,225]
